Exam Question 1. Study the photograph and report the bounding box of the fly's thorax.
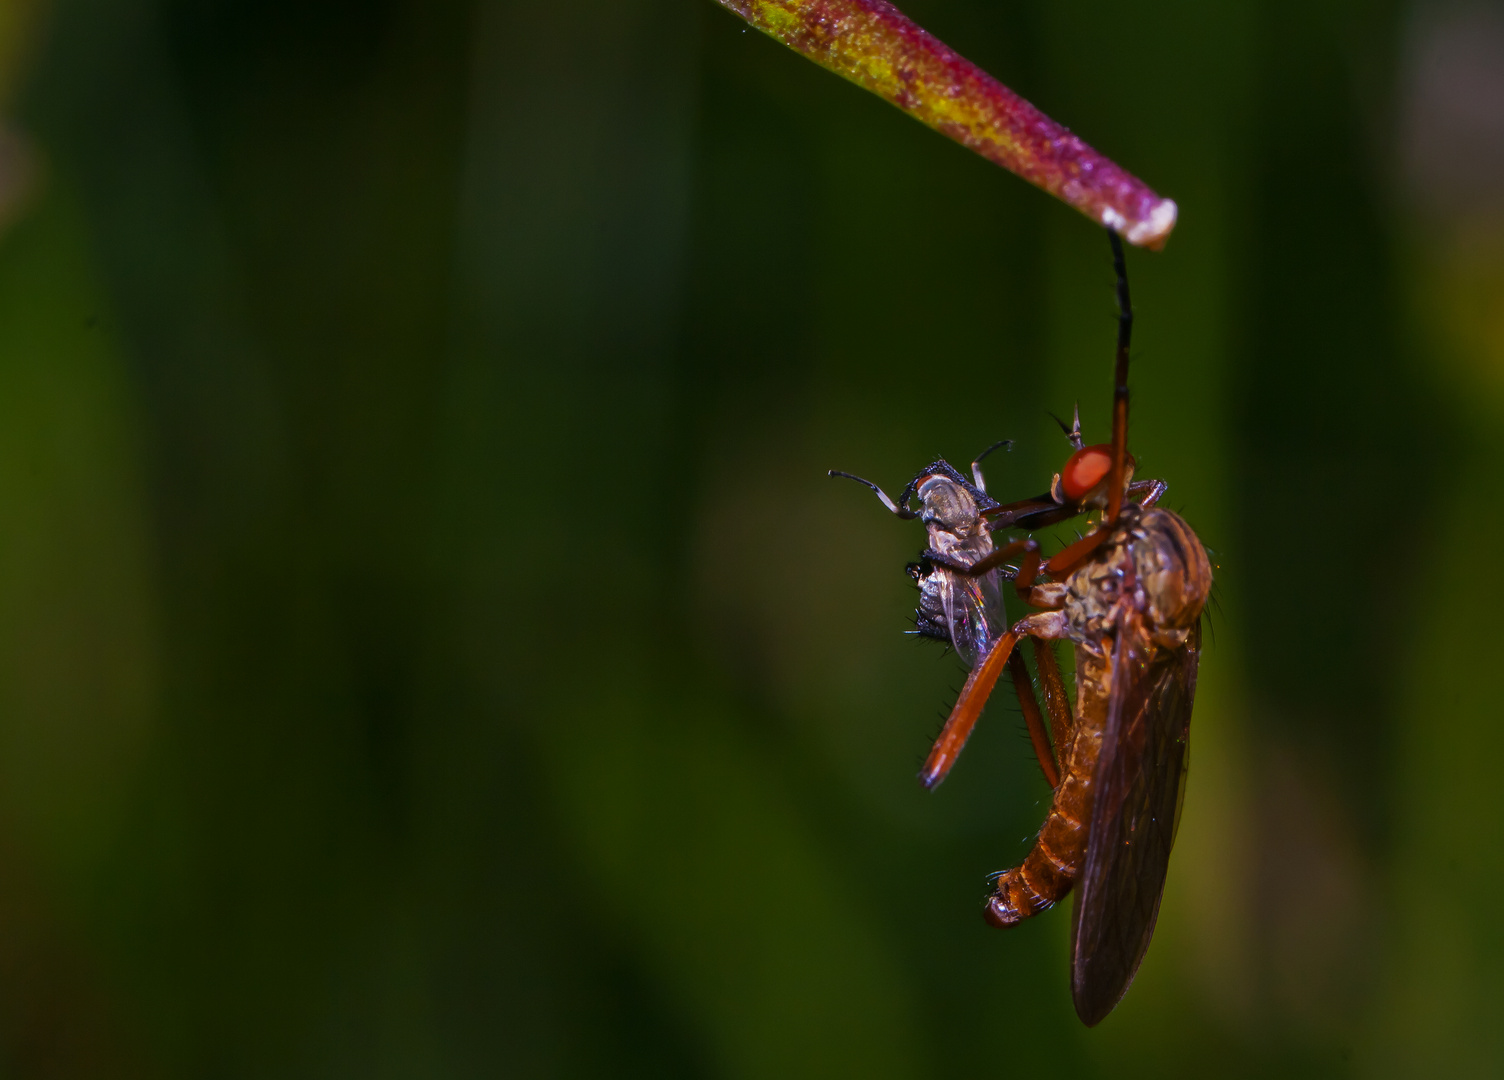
[1062,541,1131,647]
[1128,507,1212,634]
[1060,505,1210,649]
[916,475,988,558]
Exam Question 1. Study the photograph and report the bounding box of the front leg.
[1129,477,1167,507]
[1032,638,1074,768]
[920,610,1070,789]
[922,537,1044,603]
[1009,648,1060,788]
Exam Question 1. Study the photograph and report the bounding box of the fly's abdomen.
[984,718,1101,927]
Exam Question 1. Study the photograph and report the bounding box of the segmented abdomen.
[984,647,1109,927]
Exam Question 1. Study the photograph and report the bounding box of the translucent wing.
[1070,618,1200,1026]
[940,566,1006,670]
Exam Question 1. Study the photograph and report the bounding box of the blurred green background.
[0,0,1498,1074]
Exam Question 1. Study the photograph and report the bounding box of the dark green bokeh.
[0,0,1490,1075]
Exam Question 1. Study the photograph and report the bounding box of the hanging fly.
[832,230,1212,1026]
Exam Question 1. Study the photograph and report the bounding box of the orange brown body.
[984,505,1211,927]
[834,229,1211,1026]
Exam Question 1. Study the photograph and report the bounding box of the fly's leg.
[982,493,1070,530]
[921,537,1043,604]
[969,438,1013,493]
[827,470,917,518]
[1008,648,1060,788]
[1128,478,1166,508]
[1042,476,1167,580]
[983,476,1162,535]
[1011,544,1043,605]
[914,539,1063,787]
[1046,525,1113,578]
[1032,638,1073,766]
[919,610,1069,789]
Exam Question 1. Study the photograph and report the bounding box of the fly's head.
[1042,406,1134,516]
[827,452,1002,590]
[1049,443,1136,512]
[904,557,951,645]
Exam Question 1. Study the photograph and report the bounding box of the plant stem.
[715,0,1178,248]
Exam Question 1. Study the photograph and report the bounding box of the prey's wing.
[1070,618,1200,1027]
[940,568,1006,670]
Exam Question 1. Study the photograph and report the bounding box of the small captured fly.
[830,445,1070,788]
[834,230,1212,1026]
[829,442,1013,670]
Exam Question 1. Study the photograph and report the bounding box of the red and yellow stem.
[714,0,1178,248]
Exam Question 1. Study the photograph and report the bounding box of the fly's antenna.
[828,469,916,518]
[970,438,1013,492]
[1050,406,1084,450]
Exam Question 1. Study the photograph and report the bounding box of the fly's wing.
[1070,618,1200,1027]
[940,568,1006,669]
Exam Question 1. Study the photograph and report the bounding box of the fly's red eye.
[1062,445,1113,500]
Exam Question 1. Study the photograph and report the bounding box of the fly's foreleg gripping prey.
[919,611,1070,789]
[920,536,1044,603]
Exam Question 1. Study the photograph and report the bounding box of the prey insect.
[834,230,1212,1026]
[829,442,1070,788]
[828,441,1013,661]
